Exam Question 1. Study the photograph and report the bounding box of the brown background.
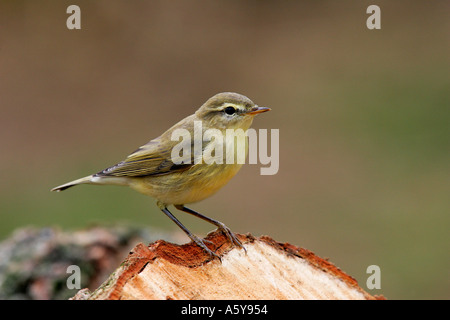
[0,1,449,299]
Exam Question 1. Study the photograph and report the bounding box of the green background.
[0,1,449,299]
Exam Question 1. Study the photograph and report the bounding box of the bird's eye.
[224,106,236,115]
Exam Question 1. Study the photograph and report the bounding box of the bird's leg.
[174,205,246,253]
[159,205,221,261]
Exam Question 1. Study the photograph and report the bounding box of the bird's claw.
[216,222,246,254]
[191,236,222,262]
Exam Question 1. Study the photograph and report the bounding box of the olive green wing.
[95,136,195,178]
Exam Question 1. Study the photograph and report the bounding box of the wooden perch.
[72,230,384,300]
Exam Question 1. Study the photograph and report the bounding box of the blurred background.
[0,0,448,299]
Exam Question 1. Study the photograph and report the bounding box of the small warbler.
[52,92,270,259]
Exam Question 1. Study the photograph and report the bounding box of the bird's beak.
[247,106,271,115]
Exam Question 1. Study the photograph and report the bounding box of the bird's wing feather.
[95,114,210,178]
[95,137,185,177]
[96,133,201,178]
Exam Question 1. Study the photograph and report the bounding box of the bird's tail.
[51,175,94,192]
[51,174,130,192]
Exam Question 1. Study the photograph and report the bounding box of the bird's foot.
[215,222,246,254]
[190,234,222,262]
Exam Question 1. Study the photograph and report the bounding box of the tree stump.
[73,230,384,300]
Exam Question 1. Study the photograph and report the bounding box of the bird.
[51,92,270,259]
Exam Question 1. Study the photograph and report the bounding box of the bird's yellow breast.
[130,162,243,205]
[129,124,249,205]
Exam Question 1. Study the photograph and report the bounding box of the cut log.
[73,230,384,300]
[0,226,177,299]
